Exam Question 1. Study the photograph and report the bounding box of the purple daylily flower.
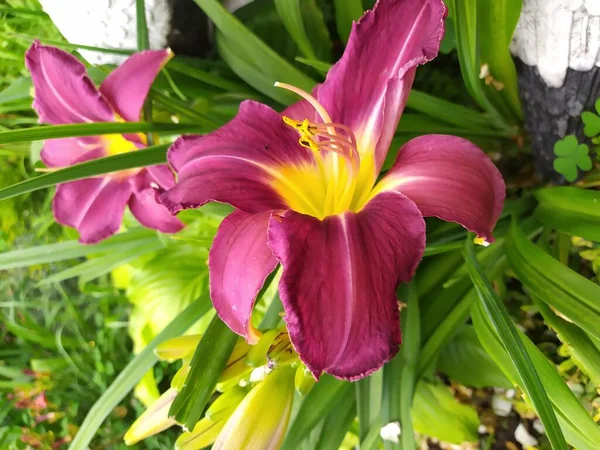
[25,41,184,244]
[160,0,505,380]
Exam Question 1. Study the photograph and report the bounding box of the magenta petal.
[100,49,171,122]
[268,191,426,380]
[129,188,184,234]
[128,170,184,234]
[209,211,277,342]
[380,134,505,242]
[25,42,113,124]
[317,0,446,171]
[160,100,311,214]
[41,137,106,168]
[53,177,133,244]
[145,165,177,190]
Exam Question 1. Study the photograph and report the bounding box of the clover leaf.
[553,135,592,182]
[582,98,600,138]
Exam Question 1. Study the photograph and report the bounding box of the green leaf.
[449,0,486,109]
[381,284,421,450]
[295,57,332,73]
[534,298,600,386]
[69,297,212,450]
[399,285,420,450]
[553,135,578,157]
[7,34,135,56]
[282,375,352,449]
[406,90,499,132]
[0,76,32,104]
[534,187,600,242]
[37,239,165,286]
[127,236,216,352]
[315,393,356,450]
[332,0,363,43]
[553,157,579,182]
[582,110,600,138]
[169,315,238,429]
[449,0,514,132]
[506,220,600,341]
[0,122,197,144]
[437,325,512,388]
[576,144,593,170]
[477,0,522,120]
[136,0,154,141]
[412,380,479,444]
[464,237,567,450]
[193,0,316,104]
[471,300,600,450]
[216,33,293,105]
[274,0,331,62]
[136,0,150,50]
[0,228,159,270]
[300,0,332,63]
[356,370,382,443]
[167,58,254,94]
[0,144,168,202]
[553,135,591,181]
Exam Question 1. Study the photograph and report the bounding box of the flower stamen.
[282,116,359,172]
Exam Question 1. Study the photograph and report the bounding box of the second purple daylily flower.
[26,42,184,243]
[160,0,505,380]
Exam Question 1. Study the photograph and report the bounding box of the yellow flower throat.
[271,82,376,220]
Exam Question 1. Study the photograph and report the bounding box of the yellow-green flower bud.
[175,417,226,450]
[124,388,177,446]
[267,332,297,367]
[171,364,191,391]
[246,329,279,367]
[155,334,202,361]
[205,386,248,422]
[213,365,296,450]
[216,340,254,389]
[294,364,316,396]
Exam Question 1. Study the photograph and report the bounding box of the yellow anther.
[474,236,491,247]
[298,137,320,153]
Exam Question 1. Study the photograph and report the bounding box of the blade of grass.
[0,122,196,144]
[315,393,356,450]
[149,91,221,129]
[399,285,420,450]
[5,33,135,55]
[37,239,165,286]
[406,90,498,131]
[193,0,315,104]
[534,187,600,242]
[0,143,168,201]
[136,0,150,51]
[0,228,158,270]
[534,297,600,386]
[464,237,567,450]
[282,376,352,449]
[168,58,254,94]
[68,296,212,450]
[274,0,316,59]
[505,220,600,341]
[135,0,155,145]
[332,0,363,42]
[356,370,382,443]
